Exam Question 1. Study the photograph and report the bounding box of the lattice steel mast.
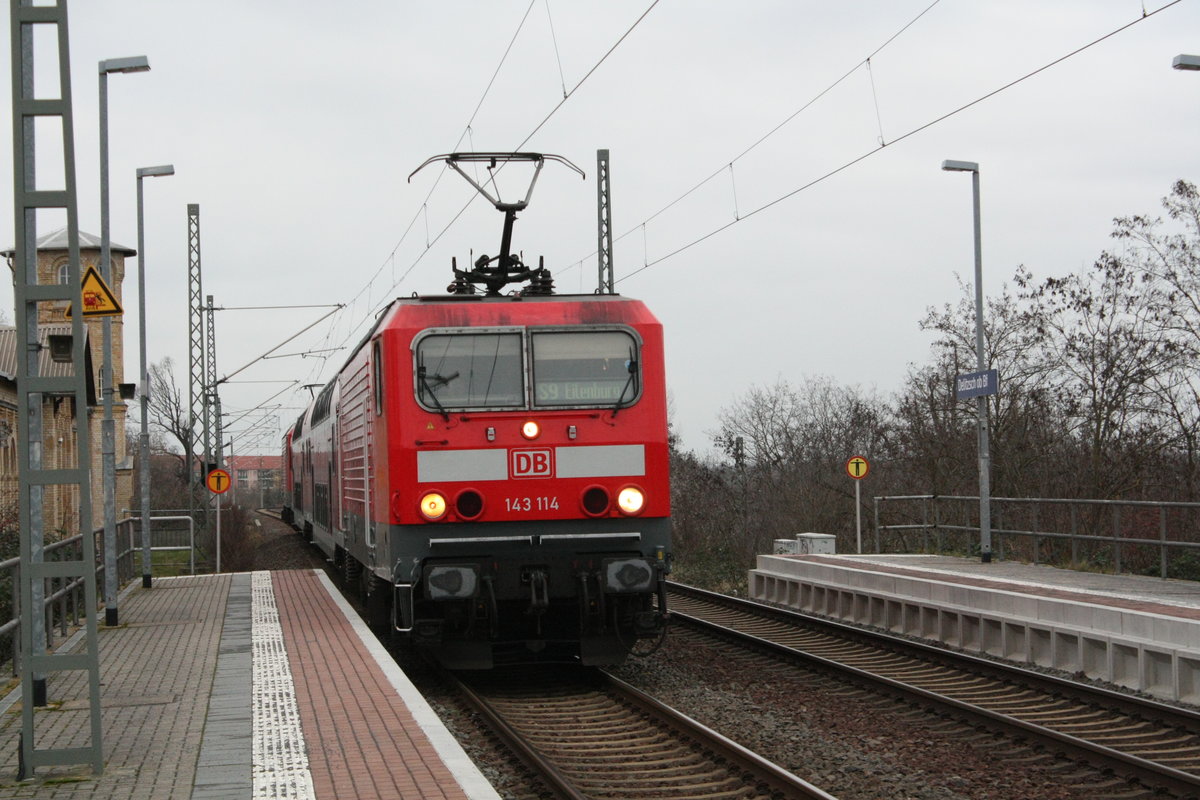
[596,149,614,294]
[186,204,208,527]
[10,0,104,775]
[206,295,222,469]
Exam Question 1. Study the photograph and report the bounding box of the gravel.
[610,627,1110,800]
[252,513,329,571]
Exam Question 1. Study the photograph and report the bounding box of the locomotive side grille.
[339,359,371,522]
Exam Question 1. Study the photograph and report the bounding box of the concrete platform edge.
[312,570,502,800]
[750,555,1200,705]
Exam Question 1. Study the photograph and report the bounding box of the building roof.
[0,324,97,405]
[227,455,282,472]
[1,227,136,258]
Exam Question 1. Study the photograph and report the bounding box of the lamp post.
[941,159,992,563]
[135,165,174,589]
[1173,54,1200,70]
[99,55,150,627]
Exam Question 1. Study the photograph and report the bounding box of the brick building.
[225,455,283,509]
[1,228,136,534]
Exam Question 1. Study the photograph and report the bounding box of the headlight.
[616,486,645,515]
[419,491,447,521]
[521,420,541,439]
[604,558,653,592]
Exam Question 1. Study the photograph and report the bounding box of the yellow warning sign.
[206,468,232,494]
[846,455,870,480]
[65,265,123,318]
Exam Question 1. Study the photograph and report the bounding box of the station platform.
[0,570,500,799]
[750,553,1200,705]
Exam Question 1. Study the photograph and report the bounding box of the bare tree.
[1022,253,1181,498]
[1108,180,1200,494]
[144,357,193,472]
[711,376,891,554]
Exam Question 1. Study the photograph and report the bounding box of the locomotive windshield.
[416,332,523,409]
[531,331,639,408]
[414,327,642,412]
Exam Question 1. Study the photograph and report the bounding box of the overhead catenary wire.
[284,0,662,408]
[213,305,343,388]
[545,0,568,99]
[311,0,663,370]
[219,381,299,432]
[302,0,542,376]
[211,303,341,311]
[558,0,942,274]
[615,0,1183,286]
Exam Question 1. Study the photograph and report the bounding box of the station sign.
[955,369,998,400]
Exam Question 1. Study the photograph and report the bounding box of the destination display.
[535,379,628,404]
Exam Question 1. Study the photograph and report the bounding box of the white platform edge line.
[313,569,502,800]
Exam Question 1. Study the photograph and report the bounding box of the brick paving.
[0,570,498,799]
[0,575,230,799]
[273,570,473,800]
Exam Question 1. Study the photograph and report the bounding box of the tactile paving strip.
[252,571,317,799]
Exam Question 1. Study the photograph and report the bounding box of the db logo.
[511,448,553,478]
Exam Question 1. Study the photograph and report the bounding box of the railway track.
[667,582,1200,799]
[451,665,834,800]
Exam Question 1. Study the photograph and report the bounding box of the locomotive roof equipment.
[408,152,584,296]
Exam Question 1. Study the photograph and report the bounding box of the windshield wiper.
[417,365,451,421]
[610,350,638,418]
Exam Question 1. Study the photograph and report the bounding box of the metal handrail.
[0,514,199,677]
[873,495,1200,578]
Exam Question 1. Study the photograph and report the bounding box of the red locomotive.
[282,153,671,668]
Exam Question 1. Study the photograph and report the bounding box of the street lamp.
[99,55,150,627]
[941,159,992,564]
[136,165,174,589]
[1173,54,1200,70]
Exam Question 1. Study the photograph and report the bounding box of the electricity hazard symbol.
[206,468,232,494]
[846,455,870,480]
[65,265,123,318]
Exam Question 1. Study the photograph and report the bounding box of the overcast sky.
[2,1,1198,456]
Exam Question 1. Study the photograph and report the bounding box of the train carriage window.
[372,340,383,415]
[311,383,335,424]
[531,330,640,408]
[416,332,523,410]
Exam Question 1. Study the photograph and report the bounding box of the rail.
[873,495,1200,578]
[0,514,197,677]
